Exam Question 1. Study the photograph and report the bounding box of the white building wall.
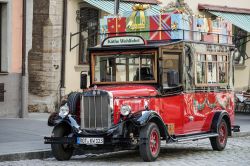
[65,0,108,94]
[65,0,82,94]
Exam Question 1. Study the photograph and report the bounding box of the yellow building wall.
[65,0,108,94]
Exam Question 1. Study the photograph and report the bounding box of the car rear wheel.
[51,125,74,161]
[139,122,161,162]
[210,119,228,151]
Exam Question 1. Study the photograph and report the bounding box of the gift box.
[192,16,199,41]
[149,14,171,40]
[193,17,208,41]
[99,17,109,43]
[126,15,150,40]
[224,21,233,44]
[220,28,228,44]
[107,17,127,37]
[202,34,214,43]
[171,14,192,40]
[212,27,222,43]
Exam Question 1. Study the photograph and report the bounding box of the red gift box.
[149,14,171,40]
[107,17,126,36]
[202,34,214,43]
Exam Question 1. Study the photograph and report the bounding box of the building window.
[0,3,2,72]
[0,3,8,73]
[233,26,248,65]
[78,7,99,64]
[195,54,228,86]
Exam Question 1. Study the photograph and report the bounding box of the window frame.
[78,7,99,65]
[195,52,229,87]
[160,50,182,89]
[91,50,158,85]
[0,3,2,72]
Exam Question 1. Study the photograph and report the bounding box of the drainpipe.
[21,0,28,118]
[248,63,250,90]
[60,0,67,101]
[114,0,120,15]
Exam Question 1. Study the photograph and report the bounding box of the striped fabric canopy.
[84,0,161,15]
[210,11,250,32]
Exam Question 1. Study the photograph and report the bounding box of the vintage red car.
[45,36,239,161]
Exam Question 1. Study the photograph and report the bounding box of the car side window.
[161,53,180,88]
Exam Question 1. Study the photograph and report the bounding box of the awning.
[198,4,250,32]
[210,11,250,32]
[84,0,161,15]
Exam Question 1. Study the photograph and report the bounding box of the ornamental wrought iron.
[233,27,250,65]
[70,7,99,64]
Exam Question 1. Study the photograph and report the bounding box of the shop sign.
[102,36,145,47]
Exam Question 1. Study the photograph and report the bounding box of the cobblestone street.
[1,136,250,166]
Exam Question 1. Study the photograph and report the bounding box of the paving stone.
[1,136,250,166]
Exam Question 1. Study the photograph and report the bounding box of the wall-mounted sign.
[102,36,145,47]
[191,43,230,53]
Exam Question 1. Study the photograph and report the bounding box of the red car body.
[45,39,238,162]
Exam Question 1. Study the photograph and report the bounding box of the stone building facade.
[28,0,63,112]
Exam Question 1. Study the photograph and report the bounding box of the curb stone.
[0,150,52,162]
[232,131,250,137]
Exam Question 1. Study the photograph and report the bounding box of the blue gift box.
[99,16,114,42]
[171,14,192,40]
[220,28,228,44]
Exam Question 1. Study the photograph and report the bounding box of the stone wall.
[28,0,63,113]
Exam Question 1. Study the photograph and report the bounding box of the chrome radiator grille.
[80,90,112,129]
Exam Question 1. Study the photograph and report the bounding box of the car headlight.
[59,103,69,118]
[120,105,131,116]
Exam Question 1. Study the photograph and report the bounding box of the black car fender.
[52,115,81,133]
[210,111,232,136]
[130,110,169,139]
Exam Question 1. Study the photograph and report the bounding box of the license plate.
[77,137,104,145]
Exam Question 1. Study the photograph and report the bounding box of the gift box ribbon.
[127,4,150,30]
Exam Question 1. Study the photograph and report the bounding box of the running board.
[176,133,218,142]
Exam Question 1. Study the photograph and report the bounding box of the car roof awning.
[84,0,160,15]
[199,4,250,32]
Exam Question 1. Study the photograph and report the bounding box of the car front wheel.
[139,122,161,162]
[51,125,74,161]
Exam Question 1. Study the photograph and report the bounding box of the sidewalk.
[0,112,250,161]
[0,113,52,161]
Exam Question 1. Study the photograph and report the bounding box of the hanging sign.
[102,36,146,47]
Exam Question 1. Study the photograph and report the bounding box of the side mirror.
[167,70,179,87]
[80,72,88,89]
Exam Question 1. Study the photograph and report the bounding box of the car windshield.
[92,51,157,84]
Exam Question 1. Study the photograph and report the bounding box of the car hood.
[94,85,159,98]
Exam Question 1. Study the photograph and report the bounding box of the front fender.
[52,115,81,133]
[130,110,168,139]
[131,110,158,126]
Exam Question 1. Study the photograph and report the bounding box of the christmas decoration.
[126,4,150,30]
